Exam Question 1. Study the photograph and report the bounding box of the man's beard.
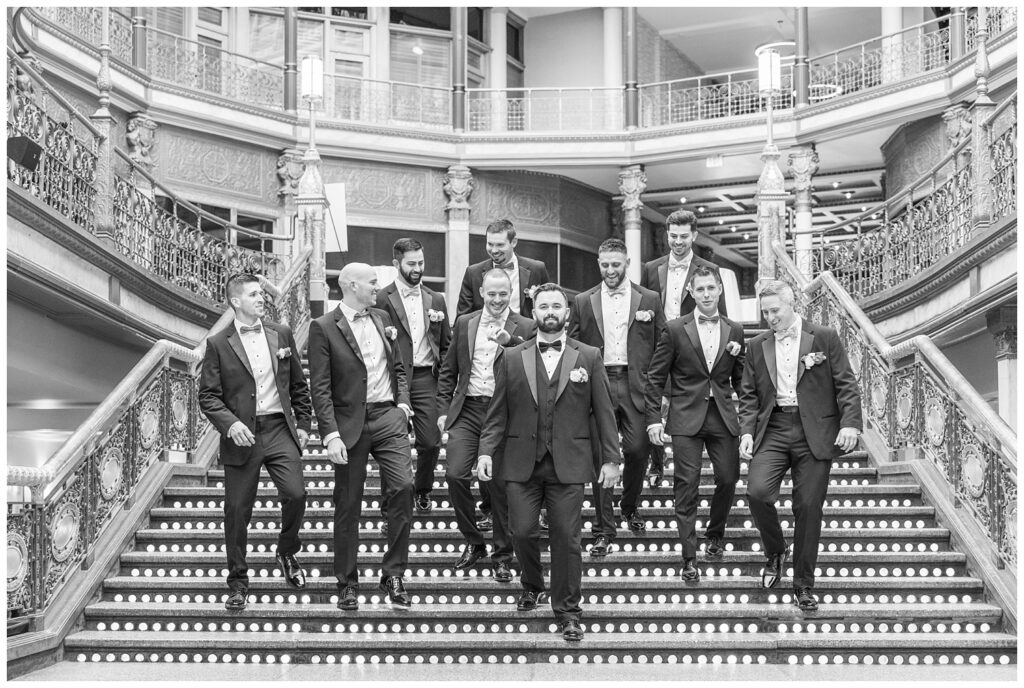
[603,272,626,289]
[537,314,566,334]
[400,266,422,286]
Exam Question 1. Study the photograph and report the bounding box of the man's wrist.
[323,431,340,445]
[646,423,663,433]
[840,427,861,434]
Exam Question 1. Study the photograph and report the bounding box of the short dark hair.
[665,209,697,229]
[688,263,722,287]
[226,273,259,304]
[532,282,567,305]
[597,237,628,255]
[392,238,423,261]
[486,218,516,241]
[758,279,797,305]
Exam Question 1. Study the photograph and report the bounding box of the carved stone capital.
[618,164,646,212]
[987,306,1017,360]
[942,103,972,150]
[125,111,158,172]
[787,144,819,194]
[756,144,787,198]
[443,165,475,212]
[276,148,305,205]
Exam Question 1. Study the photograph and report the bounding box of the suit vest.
[535,348,561,461]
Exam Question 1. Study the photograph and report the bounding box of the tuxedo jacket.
[640,254,728,317]
[307,306,411,448]
[738,319,862,461]
[479,338,620,484]
[567,281,666,412]
[199,321,311,467]
[456,254,550,319]
[436,310,536,428]
[374,281,452,377]
[645,312,745,436]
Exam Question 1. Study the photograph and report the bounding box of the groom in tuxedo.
[199,273,312,612]
[738,280,862,612]
[477,283,620,642]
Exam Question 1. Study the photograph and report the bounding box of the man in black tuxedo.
[568,237,665,549]
[456,218,550,319]
[437,269,536,578]
[375,238,452,513]
[645,265,745,583]
[640,210,728,486]
[308,263,415,611]
[199,273,312,612]
[738,280,862,612]
[478,283,621,642]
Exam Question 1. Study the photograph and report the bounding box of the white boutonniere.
[384,326,398,341]
[276,347,292,359]
[568,367,589,384]
[524,285,538,301]
[802,352,826,369]
[634,309,654,322]
[427,309,446,323]
[725,341,741,356]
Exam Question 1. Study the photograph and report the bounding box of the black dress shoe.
[415,493,433,514]
[589,535,611,558]
[492,561,513,583]
[704,536,725,558]
[475,514,493,532]
[224,588,247,611]
[647,467,664,487]
[560,618,584,641]
[794,586,818,612]
[761,550,788,589]
[538,509,549,531]
[680,557,700,582]
[516,590,548,611]
[337,585,359,611]
[454,544,488,570]
[623,510,646,533]
[379,575,412,608]
[275,552,306,589]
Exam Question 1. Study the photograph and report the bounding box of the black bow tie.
[698,314,720,324]
[239,323,262,334]
[538,340,562,353]
[352,310,371,320]
[493,261,514,271]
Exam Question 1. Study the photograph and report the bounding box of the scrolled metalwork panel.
[988,98,1017,223]
[133,376,165,478]
[6,504,40,614]
[954,422,995,539]
[164,368,196,452]
[996,469,1017,569]
[43,470,88,604]
[891,366,917,447]
[88,419,131,534]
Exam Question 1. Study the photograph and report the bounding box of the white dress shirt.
[694,309,721,371]
[601,283,630,366]
[538,332,567,378]
[496,255,521,314]
[664,254,692,321]
[398,282,434,368]
[467,309,509,398]
[774,315,802,407]
[234,319,284,416]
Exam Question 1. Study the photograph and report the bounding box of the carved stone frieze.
[320,160,436,220]
[125,111,158,172]
[160,129,276,203]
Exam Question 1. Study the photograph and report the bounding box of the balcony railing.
[967,6,1018,51]
[467,87,624,133]
[639,68,793,128]
[811,91,1016,300]
[33,6,133,64]
[323,74,450,129]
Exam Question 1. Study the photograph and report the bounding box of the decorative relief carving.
[942,103,972,150]
[443,165,474,212]
[161,130,274,201]
[125,111,158,172]
[276,148,304,205]
[618,165,647,212]
[787,144,820,194]
[486,181,559,227]
[992,327,1017,360]
[321,161,433,217]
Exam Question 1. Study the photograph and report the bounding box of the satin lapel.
[555,344,580,402]
[264,326,280,376]
[226,329,254,378]
[502,313,518,340]
[467,313,481,360]
[335,312,364,366]
[762,337,778,392]
[589,290,605,342]
[626,286,641,328]
[370,312,392,360]
[388,288,411,335]
[797,327,815,383]
[521,342,539,405]
[657,260,668,305]
[711,319,729,370]
[422,290,438,359]
[683,318,707,372]
[518,264,530,298]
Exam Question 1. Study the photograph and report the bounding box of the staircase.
[55,359,1016,670]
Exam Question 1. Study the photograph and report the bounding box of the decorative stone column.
[618,164,646,283]
[603,8,624,129]
[131,15,147,71]
[451,7,467,132]
[91,8,118,243]
[296,146,328,318]
[881,6,904,83]
[987,306,1017,430]
[949,7,966,61]
[969,7,996,231]
[624,7,638,131]
[788,144,819,278]
[794,8,810,108]
[371,7,390,80]
[755,142,788,290]
[283,8,297,114]
[443,165,475,312]
[487,7,508,132]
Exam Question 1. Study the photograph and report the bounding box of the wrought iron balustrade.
[967,6,1018,51]
[772,243,1016,572]
[984,92,1017,223]
[467,87,624,133]
[32,7,133,64]
[322,74,450,128]
[7,251,314,623]
[638,68,793,128]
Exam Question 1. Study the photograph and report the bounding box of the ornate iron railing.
[966,6,1018,52]
[7,251,314,622]
[7,49,101,234]
[638,68,794,128]
[467,86,624,132]
[145,27,283,110]
[808,17,951,102]
[32,7,133,64]
[773,243,1017,572]
[322,73,450,129]
[984,92,1017,223]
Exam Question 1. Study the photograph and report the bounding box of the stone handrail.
[6,251,314,618]
[773,241,1017,571]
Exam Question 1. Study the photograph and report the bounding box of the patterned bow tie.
[492,261,514,271]
[668,259,689,272]
[538,340,563,353]
[239,323,262,334]
[352,310,372,320]
[400,286,420,299]
[698,314,719,324]
[775,326,798,342]
[606,286,627,299]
